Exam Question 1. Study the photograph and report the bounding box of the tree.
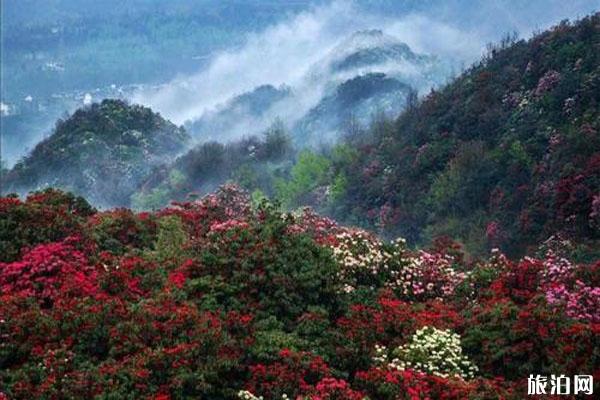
[261,118,292,161]
[275,150,331,208]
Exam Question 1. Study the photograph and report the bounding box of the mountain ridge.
[184,29,449,144]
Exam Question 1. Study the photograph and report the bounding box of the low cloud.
[132,1,487,129]
[134,0,599,132]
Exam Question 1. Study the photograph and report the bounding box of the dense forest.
[1,187,598,398]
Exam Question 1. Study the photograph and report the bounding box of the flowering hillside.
[298,14,600,258]
[1,186,598,399]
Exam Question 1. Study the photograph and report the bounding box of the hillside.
[305,14,600,258]
[1,186,598,398]
[132,121,292,210]
[2,99,190,207]
[133,16,600,260]
[3,4,600,400]
[9,15,599,260]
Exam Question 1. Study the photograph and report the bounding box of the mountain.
[186,84,291,142]
[329,29,424,71]
[2,99,190,207]
[287,29,447,145]
[141,29,447,208]
[312,29,443,87]
[313,14,600,258]
[292,72,413,145]
[185,29,450,145]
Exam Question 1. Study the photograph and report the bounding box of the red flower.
[168,271,186,289]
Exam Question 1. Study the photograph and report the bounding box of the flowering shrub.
[287,207,342,246]
[375,326,478,379]
[238,390,265,400]
[242,370,365,400]
[161,183,251,244]
[88,208,157,254]
[1,185,598,399]
[355,366,512,400]
[0,189,94,262]
[546,281,600,322]
[390,251,469,301]
[305,378,365,400]
[330,233,469,301]
[542,258,600,323]
[330,230,397,293]
[0,240,97,305]
[246,349,331,399]
[534,70,562,96]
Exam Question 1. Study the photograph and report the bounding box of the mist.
[132,1,474,128]
[132,0,599,136]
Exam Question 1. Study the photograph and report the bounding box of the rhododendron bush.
[1,186,598,399]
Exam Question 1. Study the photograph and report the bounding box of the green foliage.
[233,164,261,191]
[275,151,331,208]
[249,317,307,361]
[250,189,269,209]
[427,142,494,216]
[131,169,187,210]
[131,187,170,211]
[262,119,292,161]
[89,209,157,254]
[133,123,294,209]
[329,173,348,202]
[153,215,188,263]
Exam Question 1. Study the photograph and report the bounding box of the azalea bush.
[374,326,478,379]
[0,189,94,262]
[330,230,398,294]
[1,186,599,399]
[390,250,470,302]
[0,239,97,306]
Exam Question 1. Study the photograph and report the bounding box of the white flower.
[237,391,263,400]
[378,326,477,380]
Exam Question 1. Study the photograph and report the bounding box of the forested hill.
[2,100,189,207]
[323,14,600,257]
